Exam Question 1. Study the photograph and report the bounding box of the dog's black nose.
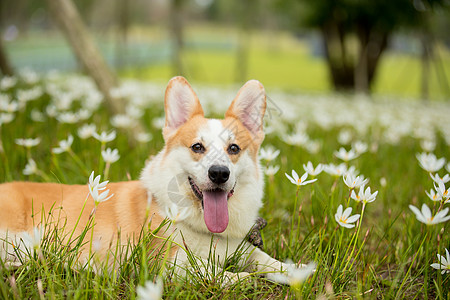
[208,165,230,184]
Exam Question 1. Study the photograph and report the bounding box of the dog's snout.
[208,165,230,184]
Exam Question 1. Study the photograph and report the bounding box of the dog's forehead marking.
[198,119,233,144]
[197,119,232,165]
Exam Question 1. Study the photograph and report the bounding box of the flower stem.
[98,142,105,176]
[342,202,366,273]
[65,192,90,249]
[291,186,300,237]
[104,162,111,181]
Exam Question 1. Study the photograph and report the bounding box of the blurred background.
[0,0,449,100]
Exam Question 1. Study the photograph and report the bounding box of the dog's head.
[145,76,266,235]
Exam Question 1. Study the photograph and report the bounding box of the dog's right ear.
[163,76,204,137]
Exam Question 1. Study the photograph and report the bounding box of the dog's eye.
[227,144,240,155]
[191,143,206,153]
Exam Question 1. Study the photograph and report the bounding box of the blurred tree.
[277,0,448,93]
[45,0,124,114]
[0,38,13,76]
[0,0,14,75]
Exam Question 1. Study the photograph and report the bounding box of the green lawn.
[0,71,449,298]
[120,28,450,100]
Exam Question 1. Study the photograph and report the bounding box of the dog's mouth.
[188,177,234,233]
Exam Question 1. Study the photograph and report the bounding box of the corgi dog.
[0,77,293,284]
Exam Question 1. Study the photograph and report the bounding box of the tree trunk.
[45,0,124,115]
[321,23,354,90]
[421,34,431,101]
[322,22,388,93]
[355,27,370,94]
[0,0,13,76]
[367,32,388,88]
[0,37,13,76]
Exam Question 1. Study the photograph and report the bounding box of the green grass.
[0,73,449,299]
[5,26,450,99]
[120,27,450,100]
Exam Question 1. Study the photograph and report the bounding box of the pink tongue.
[203,190,229,233]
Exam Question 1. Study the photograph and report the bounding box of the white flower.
[20,68,39,84]
[93,130,116,143]
[21,226,44,253]
[56,112,79,124]
[0,76,17,90]
[52,135,74,154]
[305,140,321,154]
[338,129,352,145]
[434,180,450,201]
[303,161,324,176]
[23,159,38,175]
[430,173,450,184]
[283,132,309,146]
[343,174,368,190]
[259,147,280,162]
[88,171,113,204]
[164,203,191,222]
[264,165,280,176]
[136,279,163,300]
[78,123,97,139]
[90,186,113,205]
[88,171,108,192]
[135,132,153,143]
[409,204,450,225]
[334,147,359,162]
[416,152,446,173]
[77,109,91,120]
[46,105,58,117]
[352,141,368,155]
[111,114,136,129]
[351,185,378,204]
[345,165,359,178]
[421,139,436,152]
[0,99,19,113]
[285,170,317,187]
[17,87,43,103]
[126,105,144,119]
[430,248,450,274]
[0,112,15,125]
[425,189,442,202]
[152,116,165,129]
[269,261,316,286]
[324,163,347,177]
[286,262,316,285]
[15,138,41,148]
[101,148,120,164]
[335,205,360,228]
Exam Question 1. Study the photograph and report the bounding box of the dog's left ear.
[225,80,266,138]
[164,76,204,137]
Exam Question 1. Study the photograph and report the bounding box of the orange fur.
[0,181,170,256]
